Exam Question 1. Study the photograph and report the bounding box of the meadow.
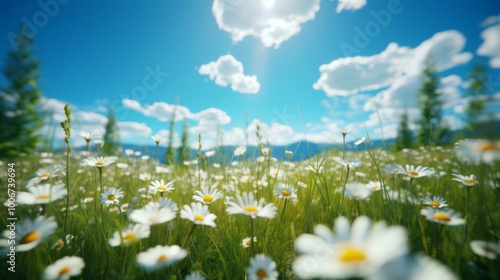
[1,129,500,279]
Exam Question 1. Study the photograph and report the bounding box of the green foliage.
[0,24,43,158]
[465,63,488,131]
[394,110,413,151]
[103,107,121,155]
[166,104,177,164]
[177,119,190,163]
[416,57,448,146]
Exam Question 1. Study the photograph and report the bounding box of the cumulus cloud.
[118,122,152,139]
[122,99,192,122]
[336,0,367,13]
[477,24,500,68]
[314,30,472,96]
[198,54,260,94]
[212,0,320,48]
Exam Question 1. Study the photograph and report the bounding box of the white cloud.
[477,24,500,68]
[314,30,472,96]
[198,54,260,94]
[122,99,192,122]
[481,14,500,27]
[336,0,367,13]
[118,122,152,139]
[212,0,320,48]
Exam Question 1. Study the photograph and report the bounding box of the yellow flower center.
[339,247,367,262]
[465,179,475,185]
[157,254,168,262]
[194,215,205,221]
[95,161,105,167]
[158,186,167,192]
[246,240,252,246]
[57,240,65,247]
[430,201,440,207]
[149,215,160,223]
[256,182,263,188]
[345,162,350,167]
[256,268,268,278]
[38,173,51,179]
[36,195,51,201]
[479,142,500,152]
[433,212,451,222]
[58,266,71,276]
[407,171,419,176]
[203,195,213,203]
[244,205,258,213]
[20,231,40,244]
[281,189,291,196]
[122,232,137,243]
[372,185,379,190]
[108,194,116,201]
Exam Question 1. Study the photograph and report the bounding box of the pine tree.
[177,119,190,163]
[416,58,447,146]
[0,25,43,158]
[103,107,121,155]
[465,63,487,131]
[394,110,412,151]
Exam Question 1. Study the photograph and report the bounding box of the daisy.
[374,254,458,280]
[108,224,151,247]
[470,240,500,259]
[100,187,124,206]
[274,184,298,200]
[253,179,268,189]
[26,164,65,187]
[234,146,247,156]
[17,183,67,205]
[384,164,404,175]
[365,181,382,191]
[451,174,476,187]
[185,271,207,280]
[205,150,215,157]
[52,234,74,250]
[394,164,435,178]
[42,256,85,280]
[344,182,372,200]
[192,185,224,204]
[355,137,366,146]
[136,245,187,272]
[269,167,283,179]
[129,202,176,226]
[149,179,175,195]
[151,133,164,144]
[293,216,408,279]
[456,139,500,164]
[138,172,151,182]
[158,197,178,213]
[0,216,57,252]
[226,192,277,219]
[93,139,104,148]
[180,202,217,228]
[337,127,353,136]
[247,254,279,280]
[81,156,117,169]
[420,207,466,226]
[285,150,293,159]
[336,158,362,169]
[79,131,99,142]
[305,163,324,173]
[242,236,257,248]
[422,196,448,208]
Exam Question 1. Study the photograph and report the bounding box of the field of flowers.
[1,130,500,279]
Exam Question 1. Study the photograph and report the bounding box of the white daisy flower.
[26,164,65,187]
[336,158,363,169]
[108,223,150,247]
[100,187,124,206]
[81,156,117,168]
[43,256,85,280]
[148,179,175,195]
[185,271,207,280]
[17,183,67,205]
[242,236,257,248]
[226,192,277,219]
[136,245,187,272]
[374,254,458,280]
[293,216,408,279]
[234,146,247,156]
[344,182,372,200]
[93,139,104,148]
[129,202,176,226]
[151,133,164,144]
[470,240,500,259]
[0,216,57,252]
[337,127,353,135]
[355,137,366,146]
[247,254,278,280]
[180,202,217,228]
[78,131,99,142]
[192,185,224,204]
[274,184,297,200]
[285,150,293,159]
[402,165,435,178]
[365,181,382,191]
[456,139,500,164]
[422,196,448,208]
[158,197,178,213]
[205,150,215,157]
[451,174,477,187]
[420,207,466,226]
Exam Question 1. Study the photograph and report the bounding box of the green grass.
[1,141,499,279]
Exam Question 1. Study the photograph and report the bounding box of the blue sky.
[1,0,499,149]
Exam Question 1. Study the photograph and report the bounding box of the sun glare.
[262,0,276,9]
